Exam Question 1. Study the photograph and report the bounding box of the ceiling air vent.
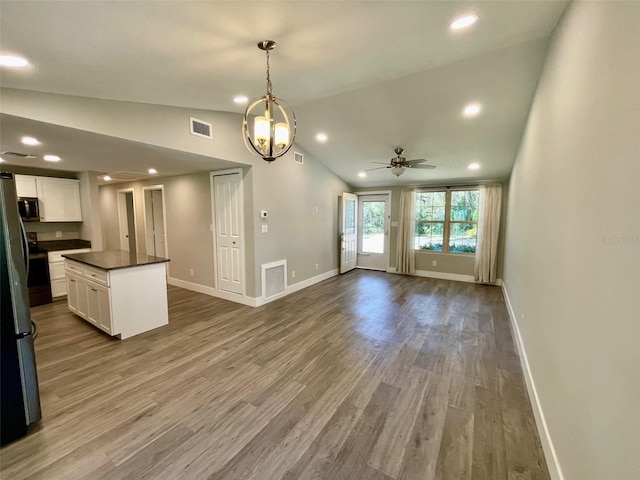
[294,152,303,165]
[1,151,37,159]
[190,117,212,139]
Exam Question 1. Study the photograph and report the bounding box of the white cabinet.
[49,249,91,298]
[15,174,38,197]
[65,262,113,335]
[36,177,82,222]
[13,174,82,222]
[65,257,168,339]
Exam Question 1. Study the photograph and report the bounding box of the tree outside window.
[415,189,478,253]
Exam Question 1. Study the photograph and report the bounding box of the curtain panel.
[396,189,416,274]
[474,184,502,283]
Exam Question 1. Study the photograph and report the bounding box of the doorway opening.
[117,189,137,254]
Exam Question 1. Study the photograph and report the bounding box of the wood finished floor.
[0,270,549,480]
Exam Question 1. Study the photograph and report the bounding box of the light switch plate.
[262,225,268,233]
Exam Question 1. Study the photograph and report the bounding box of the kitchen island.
[63,250,170,339]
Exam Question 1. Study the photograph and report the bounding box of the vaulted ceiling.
[0,1,568,187]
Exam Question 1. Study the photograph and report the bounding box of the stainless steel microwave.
[17,197,40,222]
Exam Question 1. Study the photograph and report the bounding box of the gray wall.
[503,2,640,479]
[99,151,349,300]
[357,184,508,279]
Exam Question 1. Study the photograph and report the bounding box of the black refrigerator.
[0,172,42,446]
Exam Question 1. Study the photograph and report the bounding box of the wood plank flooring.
[0,269,550,479]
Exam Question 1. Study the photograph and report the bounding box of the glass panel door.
[357,194,390,271]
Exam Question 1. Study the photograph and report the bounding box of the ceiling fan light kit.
[242,40,296,163]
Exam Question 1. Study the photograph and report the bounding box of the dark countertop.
[38,239,92,252]
[63,250,170,271]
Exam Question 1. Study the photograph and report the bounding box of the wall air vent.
[294,152,304,165]
[262,260,287,301]
[190,117,212,139]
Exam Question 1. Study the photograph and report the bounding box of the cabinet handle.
[91,288,97,292]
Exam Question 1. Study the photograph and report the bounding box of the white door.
[357,194,390,271]
[213,173,244,294]
[117,189,136,253]
[144,187,167,258]
[339,192,358,274]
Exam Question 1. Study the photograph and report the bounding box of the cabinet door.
[87,286,100,326]
[67,276,79,313]
[97,287,112,334]
[76,279,89,320]
[36,177,82,222]
[15,175,38,197]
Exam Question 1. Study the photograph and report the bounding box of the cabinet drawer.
[85,266,109,286]
[50,248,91,263]
[51,278,67,298]
[65,260,86,276]
[49,262,66,280]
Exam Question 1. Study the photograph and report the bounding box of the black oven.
[17,197,40,222]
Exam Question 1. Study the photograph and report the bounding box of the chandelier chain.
[265,49,273,96]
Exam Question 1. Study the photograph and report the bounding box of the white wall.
[503,3,640,479]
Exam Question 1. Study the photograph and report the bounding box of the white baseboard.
[168,269,339,308]
[501,283,564,480]
[167,277,258,307]
[387,266,503,285]
[255,268,339,307]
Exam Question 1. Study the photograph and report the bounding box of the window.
[415,189,478,253]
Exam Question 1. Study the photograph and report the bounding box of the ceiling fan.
[366,147,436,177]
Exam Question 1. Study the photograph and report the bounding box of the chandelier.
[242,40,296,162]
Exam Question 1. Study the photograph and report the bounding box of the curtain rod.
[410,181,502,192]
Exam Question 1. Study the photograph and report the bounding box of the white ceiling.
[0,1,568,187]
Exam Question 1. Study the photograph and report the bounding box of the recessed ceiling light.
[316,133,328,142]
[21,136,40,146]
[233,95,248,104]
[0,55,29,67]
[148,168,157,174]
[463,102,482,117]
[358,171,367,178]
[450,14,478,31]
[43,154,61,162]
[468,162,480,170]
[103,175,112,181]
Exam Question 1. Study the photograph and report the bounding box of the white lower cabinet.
[65,258,167,339]
[50,248,91,298]
[86,283,111,334]
[66,263,112,335]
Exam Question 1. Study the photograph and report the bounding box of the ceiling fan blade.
[365,166,390,172]
[405,158,427,165]
[408,164,436,169]
[371,161,391,165]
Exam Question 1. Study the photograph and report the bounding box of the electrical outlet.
[432,260,437,267]
[262,225,268,233]
[291,270,296,278]
[55,231,62,238]
[315,264,319,270]
[189,269,194,277]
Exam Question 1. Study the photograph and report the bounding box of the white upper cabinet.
[36,177,82,222]
[15,174,38,197]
